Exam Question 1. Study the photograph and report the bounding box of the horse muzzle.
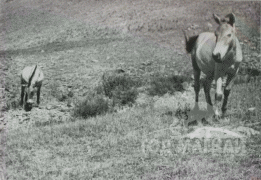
[212,53,222,63]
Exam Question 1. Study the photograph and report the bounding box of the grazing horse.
[183,13,242,127]
[20,65,44,110]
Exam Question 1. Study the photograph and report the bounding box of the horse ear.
[225,13,236,27]
[213,13,221,24]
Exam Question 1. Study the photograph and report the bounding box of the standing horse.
[183,13,242,127]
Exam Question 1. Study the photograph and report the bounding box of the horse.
[183,13,243,127]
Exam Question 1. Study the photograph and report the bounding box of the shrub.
[148,74,190,96]
[73,94,110,119]
[102,70,140,107]
[111,86,138,106]
[6,99,20,110]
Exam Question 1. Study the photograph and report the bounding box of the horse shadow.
[184,107,216,128]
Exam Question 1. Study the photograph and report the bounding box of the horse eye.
[227,34,231,37]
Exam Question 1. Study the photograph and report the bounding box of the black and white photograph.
[0,0,260,179]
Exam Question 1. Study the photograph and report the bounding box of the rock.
[186,127,245,139]
[67,101,74,108]
[247,107,256,112]
[91,59,99,63]
[46,105,52,110]
[182,82,189,90]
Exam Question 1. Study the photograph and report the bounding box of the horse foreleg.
[20,85,25,106]
[36,85,41,106]
[222,73,237,117]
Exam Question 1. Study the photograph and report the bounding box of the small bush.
[102,70,140,107]
[111,86,138,106]
[6,99,20,110]
[148,74,190,96]
[73,94,110,119]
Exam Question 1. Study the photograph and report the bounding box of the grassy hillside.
[1,0,261,179]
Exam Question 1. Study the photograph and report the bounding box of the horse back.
[21,66,44,86]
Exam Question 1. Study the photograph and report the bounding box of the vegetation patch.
[73,93,110,119]
[148,74,190,96]
[230,77,261,126]
[102,70,141,107]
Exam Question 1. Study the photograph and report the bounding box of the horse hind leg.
[192,58,201,110]
[186,57,203,127]
[20,85,25,106]
[203,75,215,115]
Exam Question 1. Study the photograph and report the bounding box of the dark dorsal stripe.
[28,65,37,87]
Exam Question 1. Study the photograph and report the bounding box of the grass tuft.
[102,70,140,107]
[73,93,110,119]
[148,74,190,96]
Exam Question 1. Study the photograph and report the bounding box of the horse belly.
[196,53,215,76]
